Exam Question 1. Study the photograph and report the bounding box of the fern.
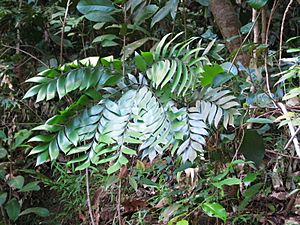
[28,86,172,173]
[23,57,121,102]
[24,34,240,173]
[136,33,223,96]
[193,87,240,128]
[168,103,208,162]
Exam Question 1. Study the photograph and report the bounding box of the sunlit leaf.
[247,0,269,9]
[201,202,227,222]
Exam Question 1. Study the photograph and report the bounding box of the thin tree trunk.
[210,0,250,66]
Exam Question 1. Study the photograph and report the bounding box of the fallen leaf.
[122,199,148,213]
[118,165,128,179]
[79,213,86,221]
[270,192,288,200]
[154,197,168,208]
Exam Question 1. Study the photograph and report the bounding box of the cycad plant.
[24,33,240,174]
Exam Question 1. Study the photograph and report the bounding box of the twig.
[261,8,267,44]
[20,102,44,122]
[16,0,22,54]
[264,0,278,99]
[278,102,300,158]
[0,122,41,127]
[285,126,300,150]
[0,47,10,59]
[232,109,249,162]
[183,0,187,40]
[2,44,48,68]
[265,149,300,160]
[85,168,96,225]
[283,190,299,217]
[232,128,245,161]
[252,8,259,71]
[60,0,72,65]
[279,0,294,64]
[117,180,122,225]
[230,11,261,69]
[265,0,278,47]
[122,6,127,76]
[80,21,87,58]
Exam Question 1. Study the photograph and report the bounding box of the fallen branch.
[278,102,300,158]
[266,149,300,160]
[285,127,300,150]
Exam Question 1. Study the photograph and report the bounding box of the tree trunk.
[210,0,250,66]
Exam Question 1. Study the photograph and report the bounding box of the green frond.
[193,87,240,128]
[169,104,208,162]
[29,87,172,173]
[138,33,217,96]
[23,57,122,102]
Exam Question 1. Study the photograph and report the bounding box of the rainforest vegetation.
[0,0,300,224]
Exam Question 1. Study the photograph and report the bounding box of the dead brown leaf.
[154,197,168,209]
[122,199,148,213]
[118,165,128,179]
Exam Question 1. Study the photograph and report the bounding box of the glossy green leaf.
[243,173,257,186]
[141,51,153,65]
[238,183,263,211]
[107,161,121,174]
[13,129,32,146]
[287,48,300,53]
[57,76,66,99]
[200,64,224,86]
[122,37,156,60]
[77,0,115,14]
[0,192,7,205]
[134,52,147,72]
[46,81,57,100]
[19,207,49,217]
[19,181,40,192]
[212,73,233,87]
[201,202,227,222]
[23,85,42,99]
[247,0,269,9]
[176,220,189,225]
[0,147,7,159]
[151,0,178,27]
[240,22,254,34]
[75,160,91,171]
[49,139,59,161]
[220,62,238,76]
[5,198,20,221]
[246,118,273,124]
[28,135,52,143]
[8,176,24,190]
[129,176,138,191]
[118,155,129,165]
[121,146,136,155]
[36,85,47,102]
[36,151,49,166]
[93,34,119,45]
[133,4,158,25]
[196,0,209,6]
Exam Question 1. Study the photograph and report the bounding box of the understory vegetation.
[0,0,300,224]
